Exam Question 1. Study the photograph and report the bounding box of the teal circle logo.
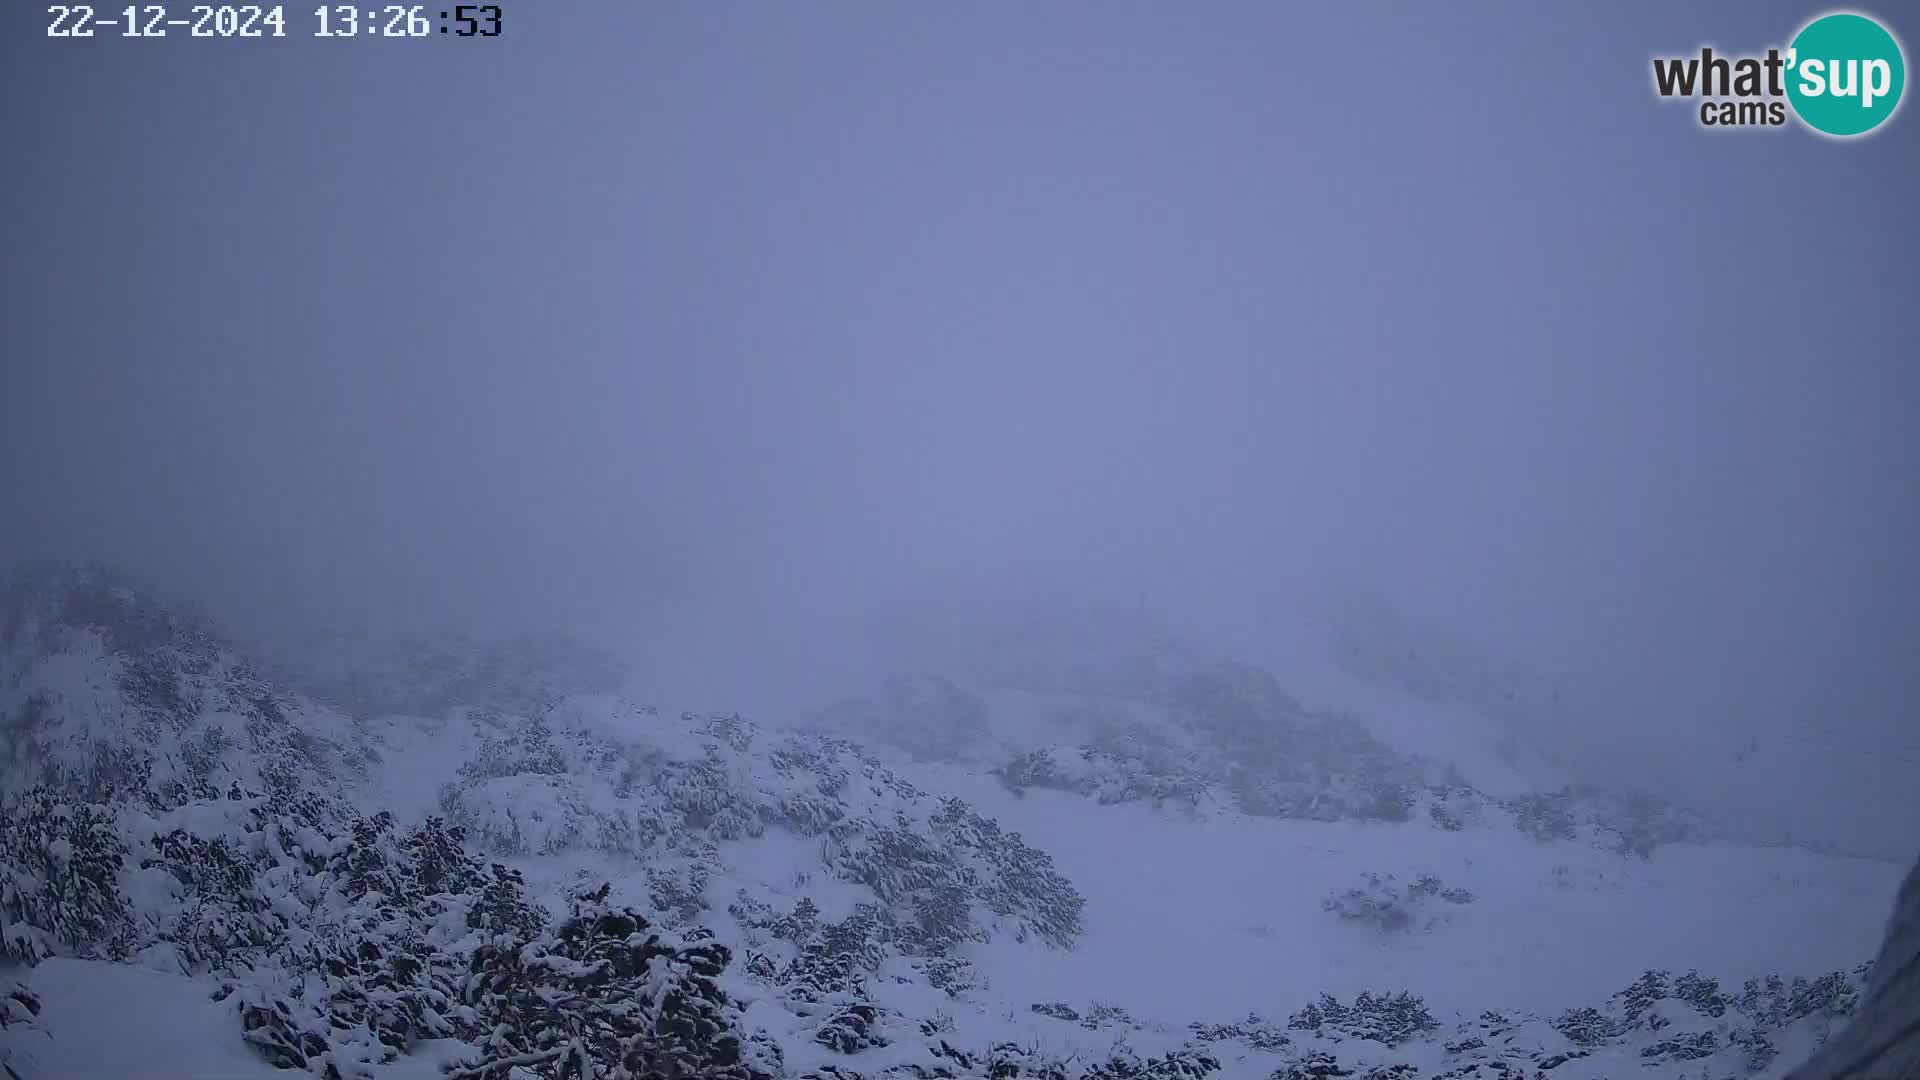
[1786,12,1906,137]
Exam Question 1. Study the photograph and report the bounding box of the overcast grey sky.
[4,4,1916,849]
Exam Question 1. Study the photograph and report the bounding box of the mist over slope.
[0,566,1905,1080]
[251,629,632,730]
[808,603,1720,861]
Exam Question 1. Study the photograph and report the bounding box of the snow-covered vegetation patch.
[1500,785,1712,859]
[987,676,1712,859]
[994,746,1709,871]
[1009,964,1871,1080]
[443,882,781,1080]
[1322,873,1475,933]
[0,779,788,1079]
[996,742,1212,811]
[1287,990,1441,1047]
[3,782,543,1076]
[0,788,132,963]
[987,661,1426,826]
[435,702,1086,954]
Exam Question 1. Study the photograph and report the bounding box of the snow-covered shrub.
[1286,991,1438,1047]
[1405,874,1475,905]
[907,1039,1219,1080]
[1612,969,1672,1024]
[115,791,543,1076]
[458,709,570,781]
[0,787,132,963]
[1323,876,1414,932]
[1076,1001,1137,1030]
[841,816,981,956]
[1322,873,1473,933]
[1421,783,1487,832]
[926,797,1083,949]
[1188,1013,1293,1052]
[1269,1050,1350,1080]
[1080,1047,1220,1079]
[141,818,284,970]
[1551,1005,1622,1047]
[813,1002,891,1055]
[744,892,987,1004]
[1639,1031,1718,1060]
[911,954,978,997]
[996,716,1214,812]
[1441,1034,1485,1055]
[1501,786,1710,858]
[0,771,561,1078]
[1669,969,1732,1017]
[1610,967,1737,1029]
[1729,1025,1780,1072]
[729,892,815,944]
[1506,790,1579,843]
[138,788,542,973]
[785,905,891,1000]
[445,882,777,1080]
[210,810,549,1068]
[1732,968,1863,1028]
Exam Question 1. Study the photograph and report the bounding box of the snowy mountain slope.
[1236,603,1570,801]
[807,635,1715,863]
[423,698,1085,952]
[0,567,1906,1080]
[843,599,1573,813]
[0,565,375,810]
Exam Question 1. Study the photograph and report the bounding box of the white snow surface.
[13,958,470,1080]
[929,772,1892,1017]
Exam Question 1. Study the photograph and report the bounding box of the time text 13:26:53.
[314,5,500,37]
[45,5,502,38]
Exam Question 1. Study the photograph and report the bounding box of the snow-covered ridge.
[808,658,1717,863]
[0,564,373,810]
